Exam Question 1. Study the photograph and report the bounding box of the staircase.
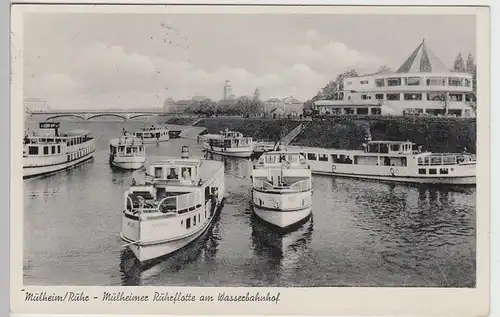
[273,122,308,151]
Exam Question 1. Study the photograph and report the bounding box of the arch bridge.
[27,110,175,122]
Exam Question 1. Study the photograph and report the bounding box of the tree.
[465,53,477,94]
[452,53,466,72]
[375,64,392,74]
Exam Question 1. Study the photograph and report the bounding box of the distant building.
[223,80,233,100]
[164,98,192,114]
[24,97,50,112]
[314,39,475,117]
[264,96,303,116]
[192,95,209,102]
[228,94,236,100]
[253,89,261,101]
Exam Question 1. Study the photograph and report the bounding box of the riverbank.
[166,116,477,154]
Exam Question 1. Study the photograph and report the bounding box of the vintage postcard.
[10,4,490,316]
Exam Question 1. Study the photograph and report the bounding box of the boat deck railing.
[417,153,476,166]
[253,178,311,192]
[126,191,200,215]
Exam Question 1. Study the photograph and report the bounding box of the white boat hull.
[122,201,222,262]
[138,134,170,144]
[314,170,476,185]
[253,205,312,229]
[23,151,94,178]
[202,144,253,157]
[111,157,146,170]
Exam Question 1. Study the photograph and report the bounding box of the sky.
[22,13,476,109]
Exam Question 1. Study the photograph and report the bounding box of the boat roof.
[110,136,143,146]
[203,133,249,139]
[134,125,167,131]
[261,150,303,156]
[367,140,415,145]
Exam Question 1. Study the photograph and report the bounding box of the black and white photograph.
[10,4,490,316]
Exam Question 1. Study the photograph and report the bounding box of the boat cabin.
[220,129,244,139]
[364,140,417,155]
[256,152,307,168]
[110,137,144,157]
[146,159,201,185]
[133,125,168,139]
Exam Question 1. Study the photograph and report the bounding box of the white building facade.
[314,40,476,118]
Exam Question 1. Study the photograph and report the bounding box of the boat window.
[375,94,384,100]
[193,215,197,226]
[28,146,39,155]
[448,77,462,87]
[384,157,391,166]
[427,77,446,86]
[307,153,317,161]
[405,77,421,86]
[318,154,328,162]
[390,144,400,152]
[429,169,437,175]
[126,147,132,154]
[418,168,426,175]
[380,144,389,153]
[167,168,179,180]
[186,218,191,229]
[57,145,61,153]
[132,147,138,153]
[286,154,297,164]
[43,146,49,155]
[331,154,338,163]
[51,145,56,154]
[182,167,192,180]
[439,168,449,175]
[155,167,163,178]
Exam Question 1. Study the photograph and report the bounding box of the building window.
[405,77,420,86]
[360,80,369,84]
[375,79,385,87]
[375,94,384,100]
[404,93,422,101]
[28,146,38,155]
[418,168,426,175]
[429,169,437,175]
[318,154,328,162]
[357,108,369,115]
[307,153,317,161]
[387,77,402,86]
[427,92,445,101]
[427,77,446,86]
[448,77,462,86]
[449,93,463,101]
[387,93,400,101]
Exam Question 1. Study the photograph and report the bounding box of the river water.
[23,118,476,287]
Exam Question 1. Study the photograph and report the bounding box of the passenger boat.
[288,140,476,185]
[131,125,169,144]
[120,146,225,262]
[109,136,146,170]
[251,150,313,229]
[201,128,253,157]
[23,122,95,178]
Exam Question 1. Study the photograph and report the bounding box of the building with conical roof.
[314,39,475,118]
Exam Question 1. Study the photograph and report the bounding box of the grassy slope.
[166,117,477,154]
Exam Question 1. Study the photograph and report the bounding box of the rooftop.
[396,39,449,73]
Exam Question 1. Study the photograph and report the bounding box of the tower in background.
[223,80,233,100]
[253,88,260,101]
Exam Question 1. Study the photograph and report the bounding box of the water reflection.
[349,182,475,286]
[249,214,314,286]
[119,208,222,286]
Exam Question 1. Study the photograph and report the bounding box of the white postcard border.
[9,4,491,316]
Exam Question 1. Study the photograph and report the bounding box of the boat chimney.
[181,145,189,159]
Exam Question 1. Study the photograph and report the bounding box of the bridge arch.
[128,113,159,120]
[86,113,126,121]
[46,114,85,121]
